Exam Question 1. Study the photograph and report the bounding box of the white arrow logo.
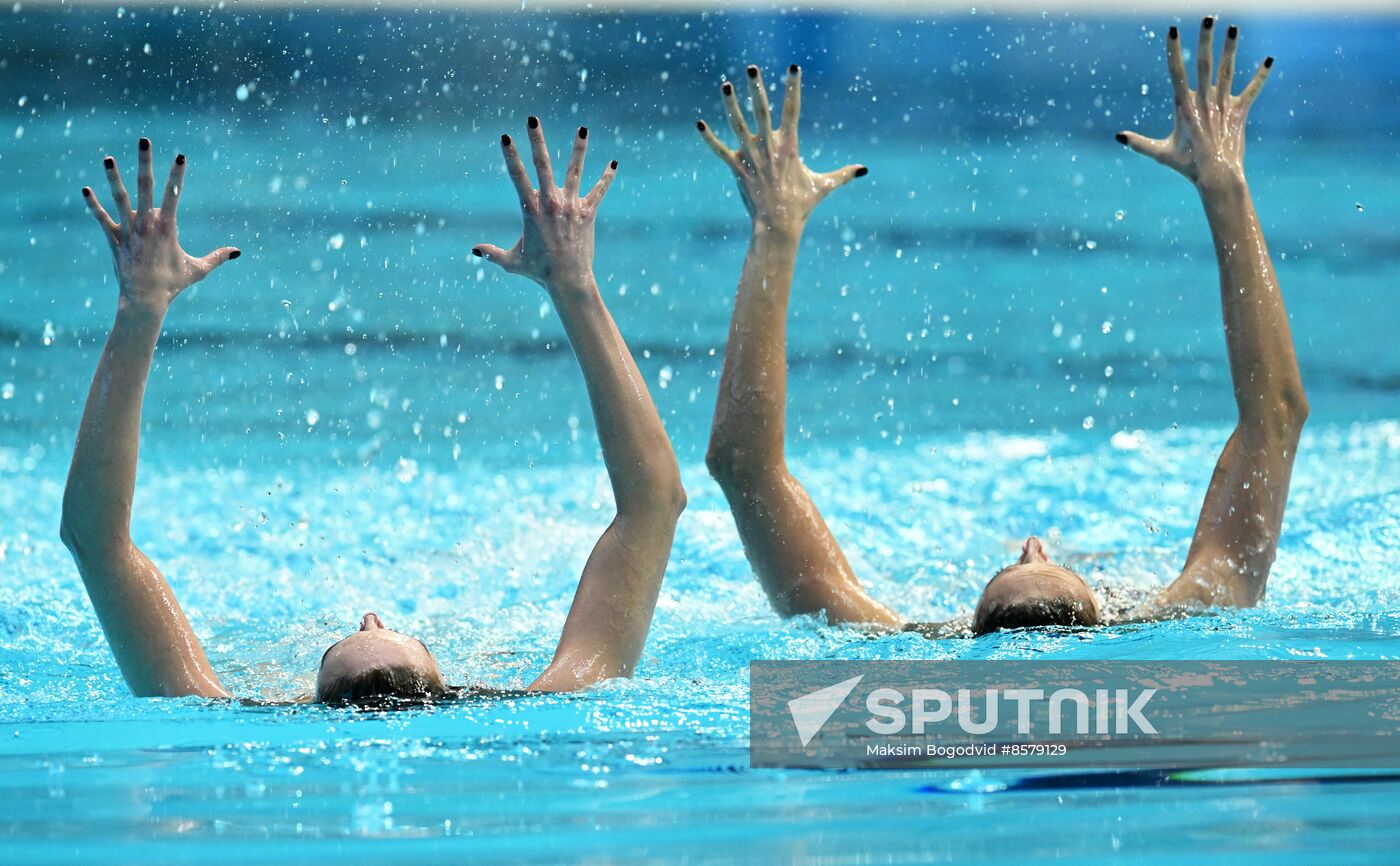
[787,675,865,748]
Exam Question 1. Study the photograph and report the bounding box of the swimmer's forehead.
[320,629,432,666]
[989,561,1083,585]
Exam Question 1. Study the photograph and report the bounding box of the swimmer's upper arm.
[1159,421,1304,610]
[527,507,682,693]
[61,537,230,699]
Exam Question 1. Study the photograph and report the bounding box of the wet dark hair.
[971,566,1101,636]
[971,593,1097,635]
[316,663,445,707]
[315,636,444,707]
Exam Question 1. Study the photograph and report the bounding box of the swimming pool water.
[1,8,1398,863]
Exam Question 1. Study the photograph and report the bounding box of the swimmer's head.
[971,537,1101,635]
[314,612,447,706]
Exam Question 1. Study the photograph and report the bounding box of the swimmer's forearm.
[1197,176,1309,431]
[707,227,800,466]
[62,302,164,551]
[546,272,684,516]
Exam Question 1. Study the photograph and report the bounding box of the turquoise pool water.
[1,8,1398,863]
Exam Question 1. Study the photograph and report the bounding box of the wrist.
[750,219,803,250]
[115,293,169,325]
[544,270,599,301]
[1194,167,1249,202]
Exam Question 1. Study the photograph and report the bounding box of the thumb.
[472,242,517,272]
[817,164,869,198]
[193,246,241,277]
[1116,131,1176,168]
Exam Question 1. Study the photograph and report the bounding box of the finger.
[471,242,519,272]
[1196,17,1215,104]
[745,65,773,140]
[193,246,241,278]
[780,64,802,138]
[136,137,155,218]
[816,164,868,199]
[161,152,186,222]
[1166,27,1192,114]
[1116,131,1174,165]
[696,120,741,171]
[1217,24,1239,104]
[500,133,535,206]
[720,80,751,144]
[81,187,119,245]
[1239,56,1273,110]
[563,126,588,198]
[583,159,618,209]
[525,115,556,192]
[104,155,133,218]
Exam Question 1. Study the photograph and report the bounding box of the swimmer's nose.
[360,612,385,631]
[1020,536,1049,564]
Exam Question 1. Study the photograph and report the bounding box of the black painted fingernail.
[610,160,618,170]
[1264,56,1274,68]
[82,187,91,197]
[789,64,799,74]
[854,166,869,178]
[527,116,539,129]
[104,157,114,169]
[229,249,241,260]
[696,120,706,131]
[501,133,511,146]
[1203,16,1214,29]
[471,247,483,257]
[139,137,150,151]
[1227,25,1238,39]
[1168,26,1178,39]
[722,82,733,96]
[746,65,758,78]
[578,126,588,139]
[1115,132,1129,144]
[176,153,186,166]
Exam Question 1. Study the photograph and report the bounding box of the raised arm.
[1119,20,1308,609]
[473,119,686,692]
[60,140,240,697]
[697,66,899,628]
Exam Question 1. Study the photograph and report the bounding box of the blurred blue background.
[2,9,1397,469]
[1,7,1398,862]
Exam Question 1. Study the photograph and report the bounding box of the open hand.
[1117,18,1273,192]
[697,65,867,236]
[473,118,617,291]
[83,139,239,315]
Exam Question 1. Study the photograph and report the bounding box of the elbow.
[1284,390,1311,431]
[657,468,688,523]
[59,498,125,565]
[706,439,772,493]
[620,460,686,525]
[59,496,87,559]
[670,479,689,520]
[1268,388,1311,442]
[58,518,80,558]
[1243,387,1310,445]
